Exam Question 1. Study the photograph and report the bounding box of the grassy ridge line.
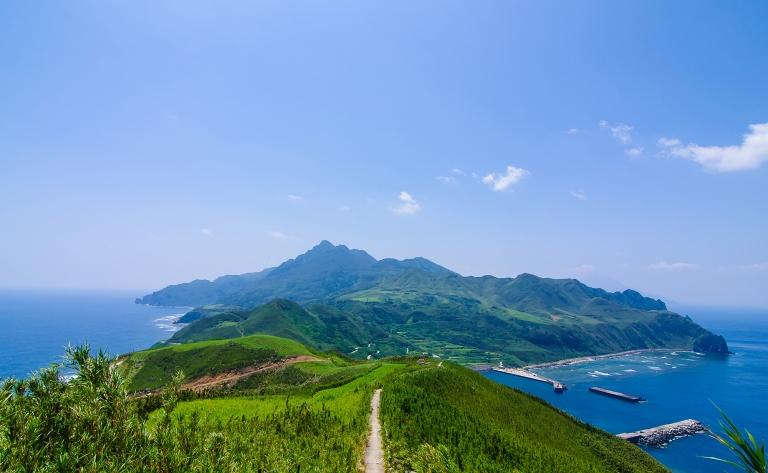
[155,355,668,473]
[121,334,318,392]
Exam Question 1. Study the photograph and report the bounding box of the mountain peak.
[315,240,335,249]
[267,241,378,279]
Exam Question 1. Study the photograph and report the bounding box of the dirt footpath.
[364,389,384,473]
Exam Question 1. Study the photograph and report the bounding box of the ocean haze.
[1,1,767,306]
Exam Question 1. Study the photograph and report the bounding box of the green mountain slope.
[140,241,454,314]
[141,241,728,364]
[214,241,455,310]
[136,267,274,307]
[122,334,314,392]
[382,362,667,473]
[334,270,721,364]
[170,298,409,357]
[116,336,669,473]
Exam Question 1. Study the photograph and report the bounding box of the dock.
[492,367,566,393]
[618,419,705,447]
[588,386,645,402]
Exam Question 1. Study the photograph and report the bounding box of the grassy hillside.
[333,270,718,364]
[168,289,720,366]
[122,334,315,392]
[381,362,667,473]
[170,298,411,358]
[2,341,671,472]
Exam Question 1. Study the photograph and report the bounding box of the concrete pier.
[492,367,567,393]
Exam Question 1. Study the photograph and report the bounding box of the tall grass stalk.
[704,405,766,473]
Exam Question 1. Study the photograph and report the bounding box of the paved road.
[364,389,384,473]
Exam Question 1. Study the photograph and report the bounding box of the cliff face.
[692,333,730,354]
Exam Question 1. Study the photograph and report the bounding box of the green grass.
[2,342,671,473]
[381,361,669,473]
[162,362,406,424]
[122,334,315,392]
[500,308,554,325]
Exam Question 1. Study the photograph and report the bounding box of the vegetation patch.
[123,335,315,392]
[2,340,674,473]
[380,361,669,473]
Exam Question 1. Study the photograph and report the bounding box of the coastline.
[523,348,689,371]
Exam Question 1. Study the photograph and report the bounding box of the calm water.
[484,306,768,473]
[0,289,186,379]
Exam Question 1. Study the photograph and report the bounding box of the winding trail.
[364,389,384,473]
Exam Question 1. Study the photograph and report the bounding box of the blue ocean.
[0,291,765,472]
[0,289,186,379]
[484,306,768,473]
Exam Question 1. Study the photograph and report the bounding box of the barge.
[588,386,645,402]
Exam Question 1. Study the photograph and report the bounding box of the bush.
[0,344,366,472]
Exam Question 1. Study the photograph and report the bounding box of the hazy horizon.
[2,2,767,307]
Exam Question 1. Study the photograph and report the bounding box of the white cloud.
[200,228,211,235]
[567,128,578,134]
[452,168,466,176]
[625,146,644,157]
[481,165,530,192]
[658,123,768,172]
[390,192,421,215]
[648,262,699,270]
[337,205,350,211]
[600,120,633,144]
[658,138,681,147]
[576,264,595,272]
[287,195,302,202]
[571,190,588,201]
[740,263,768,271]
[436,176,456,184]
[268,231,300,241]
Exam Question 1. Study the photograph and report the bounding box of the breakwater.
[618,420,705,448]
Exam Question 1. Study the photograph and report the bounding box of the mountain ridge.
[142,241,728,364]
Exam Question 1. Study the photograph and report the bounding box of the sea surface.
[0,289,186,379]
[484,306,768,473]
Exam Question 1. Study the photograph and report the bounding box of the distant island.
[138,240,729,365]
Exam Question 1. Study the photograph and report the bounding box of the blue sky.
[1,1,767,306]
